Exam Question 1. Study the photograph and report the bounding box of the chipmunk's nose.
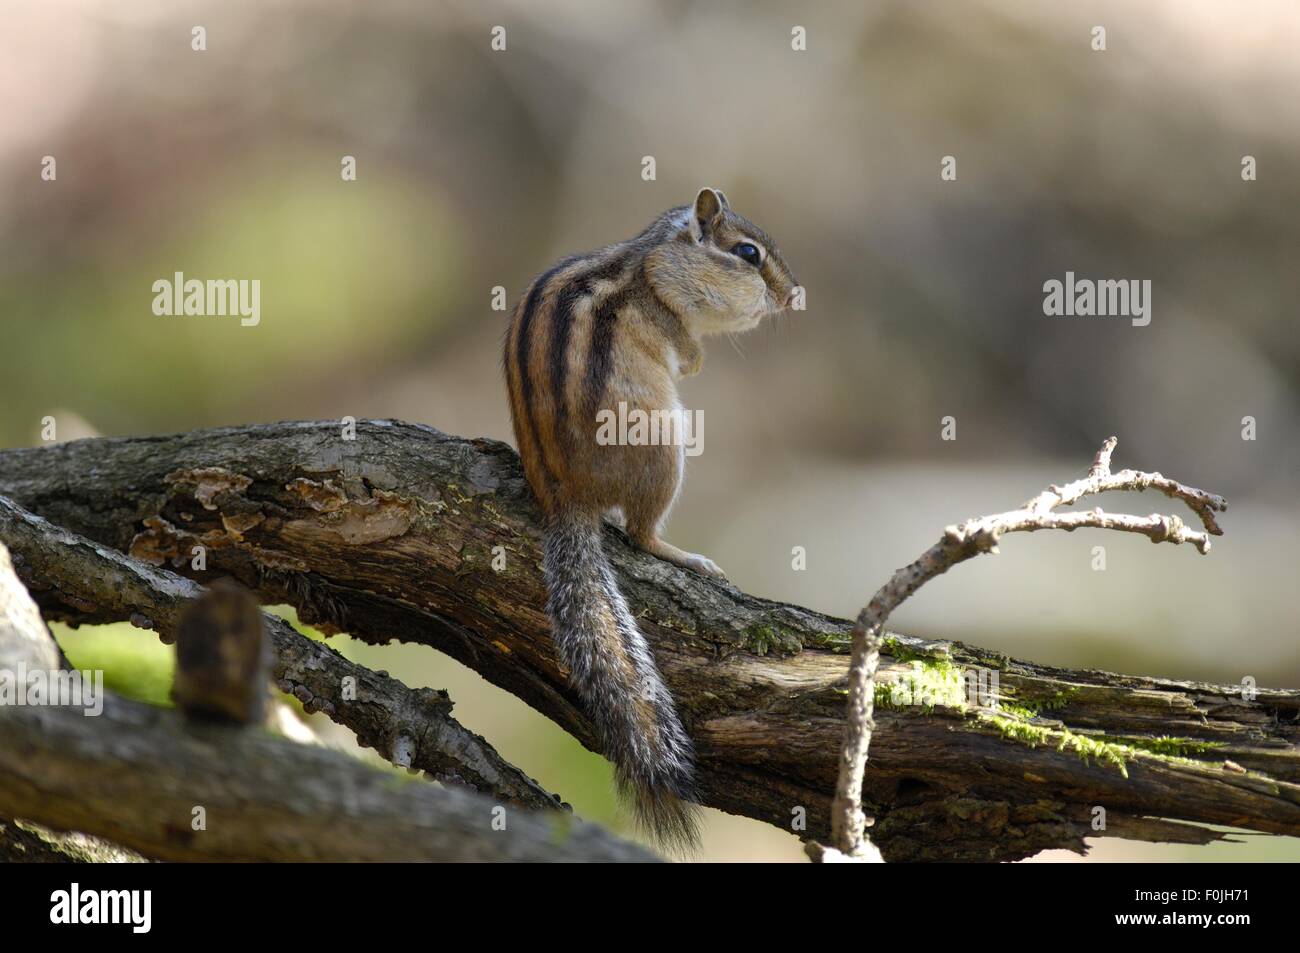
[784,287,801,310]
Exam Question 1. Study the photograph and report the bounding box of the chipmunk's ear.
[689,187,727,242]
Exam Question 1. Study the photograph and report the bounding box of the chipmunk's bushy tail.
[542,507,699,852]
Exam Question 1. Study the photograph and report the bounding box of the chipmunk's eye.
[731,242,761,267]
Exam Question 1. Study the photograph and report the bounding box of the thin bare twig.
[824,436,1229,860]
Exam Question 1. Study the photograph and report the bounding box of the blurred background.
[2,0,1297,861]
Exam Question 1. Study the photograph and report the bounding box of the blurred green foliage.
[3,161,457,444]
[54,621,174,708]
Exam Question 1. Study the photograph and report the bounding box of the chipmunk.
[503,187,798,848]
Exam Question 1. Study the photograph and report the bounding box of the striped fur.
[503,189,797,849]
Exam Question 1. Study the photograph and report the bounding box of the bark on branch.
[0,498,563,812]
[0,538,653,862]
[1,420,1296,862]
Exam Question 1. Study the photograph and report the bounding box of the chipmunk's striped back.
[503,189,798,851]
[505,210,697,514]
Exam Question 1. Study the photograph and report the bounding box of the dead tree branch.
[0,539,653,862]
[824,436,1229,860]
[0,497,562,812]
[0,421,1295,862]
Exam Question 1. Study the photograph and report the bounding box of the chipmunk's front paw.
[683,552,727,579]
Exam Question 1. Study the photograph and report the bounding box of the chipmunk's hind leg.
[623,445,726,579]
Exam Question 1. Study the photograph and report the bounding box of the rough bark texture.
[0,537,653,862]
[0,690,654,862]
[2,420,1297,862]
[0,816,146,863]
[0,498,563,812]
